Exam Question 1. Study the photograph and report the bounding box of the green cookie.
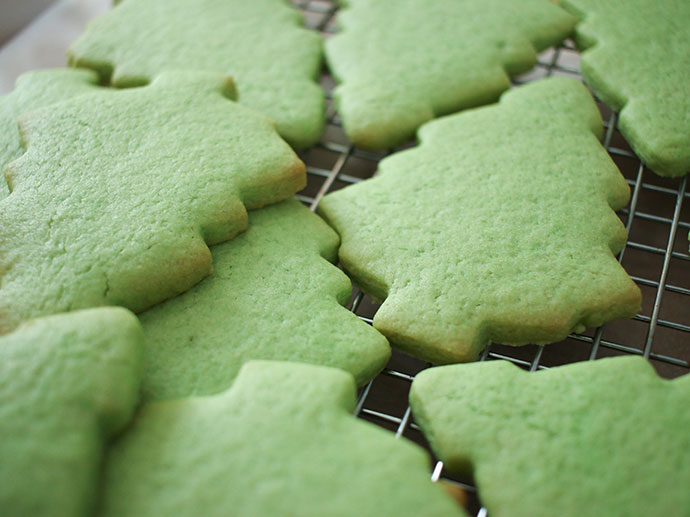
[68,0,325,149]
[0,68,102,200]
[0,308,143,517]
[140,198,389,400]
[561,0,690,177]
[320,77,641,364]
[101,360,465,516]
[0,71,305,334]
[326,0,576,149]
[410,357,690,517]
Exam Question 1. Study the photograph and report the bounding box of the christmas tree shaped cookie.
[0,308,143,517]
[326,0,576,149]
[0,68,102,199]
[0,71,305,334]
[409,357,690,517]
[101,360,465,516]
[140,199,389,401]
[68,0,324,149]
[320,78,641,364]
[562,0,690,177]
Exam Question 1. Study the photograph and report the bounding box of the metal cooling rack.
[0,0,686,514]
[292,1,690,515]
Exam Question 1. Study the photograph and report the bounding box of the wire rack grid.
[291,1,690,515]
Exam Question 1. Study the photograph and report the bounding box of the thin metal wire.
[431,461,444,482]
[309,146,352,211]
[589,160,644,359]
[353,381,373,416]
[395,407,412,438]
[643,176,687,358]
[293,3,690,515]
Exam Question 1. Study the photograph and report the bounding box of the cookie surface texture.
[0,71,305,334]
[319,77,641,364]
[68,0,324,149]
[325,0,576,149]
[140,198,390,400]
[409,357,690,517]
[562,0,690,177]
[101,360,465,517]
[0,68,101,199]
[0,307,143,517]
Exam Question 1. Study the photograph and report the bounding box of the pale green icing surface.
[411,357,690,517]
[326,0,576,149]
[562,0,690,177]
[68,0,325,148]
[102,360,465,516]
[0,71,305,334]
[320,78,640,363]
[0,68,101,199]
[0,308,143,517]
[140,198,390,400]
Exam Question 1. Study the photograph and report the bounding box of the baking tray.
[1,1,688,515]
